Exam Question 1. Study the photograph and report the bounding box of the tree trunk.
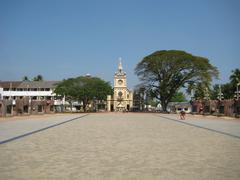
[82,98,88,112]
[83,102,86,112]
[161,102,167,112]
[70,101,73,112]
[160,98,168,112]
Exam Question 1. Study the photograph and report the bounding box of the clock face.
[118,91,123,97]
[118,79,123,85]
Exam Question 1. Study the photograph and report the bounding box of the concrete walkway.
[0,113,240,180]
[0,114,87,144]
[156,113,240,138]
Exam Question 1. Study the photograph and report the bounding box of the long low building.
[0,81,65,116]
[191,99,240,117]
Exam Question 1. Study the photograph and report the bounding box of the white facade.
[0,87,3,100]
[0,81,65,106]
[1,90,54,97]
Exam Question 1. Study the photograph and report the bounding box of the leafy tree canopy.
[33,75,44,81]
[54,76,113,112]
[22,76,30,81]
[230,68,240,85]
[210,68,240,100]
[22,75,43,81]
[171,91,187,102]
[135,50,218,111]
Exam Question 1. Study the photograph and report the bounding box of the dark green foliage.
[171,91,187,102]
[22,75,43,81]
[230,68,240,85]
[187,82,210,100]
[220,83,234,99]
[135,50,218,111]
[22,76,30,81]
[54,76,113,112]
[33,75,43,81]
[210,68,240,100]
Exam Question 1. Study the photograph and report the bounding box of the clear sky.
[0,0,239,89]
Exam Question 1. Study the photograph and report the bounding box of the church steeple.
[118,57,123,72]
[115,57,126,75]
[107,57,133,112]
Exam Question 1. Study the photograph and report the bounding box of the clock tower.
[107,58,133,111]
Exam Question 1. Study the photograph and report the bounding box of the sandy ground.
[0,113,80,122]
[0,113,240,180]
[0,114,87,142]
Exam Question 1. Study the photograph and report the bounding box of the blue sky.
[0,0,239,89]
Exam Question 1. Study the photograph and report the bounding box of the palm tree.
[230,68,240,85]
[22,76,30,81]
[33,75,43,81]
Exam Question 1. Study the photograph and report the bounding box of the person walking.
[180,110,186,120]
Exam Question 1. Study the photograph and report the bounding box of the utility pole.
[234,82,240,100]
[217,85,224,100]
[204,87,210,101]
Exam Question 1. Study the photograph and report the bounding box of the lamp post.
[234,82,240,100]
[27,84,31,114]
[204,87,210,101]
[190,89,196,114]
[217,85,224,100]
[93,96,97,112]
[190,89,195,101]
[203,87,210,114]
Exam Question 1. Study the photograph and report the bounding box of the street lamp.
[190,89,195,101]
[203,87,210,101]
[217,85,224,100]
[234,82,240,100]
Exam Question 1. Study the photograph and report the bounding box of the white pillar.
[107,95,111,111]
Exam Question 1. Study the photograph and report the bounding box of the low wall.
[0,99,55,117]
[191,99,240,117]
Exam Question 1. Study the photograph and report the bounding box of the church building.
[107,59,133,111]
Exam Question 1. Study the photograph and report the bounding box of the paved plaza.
[0,113,240,180]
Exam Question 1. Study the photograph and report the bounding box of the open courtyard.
[0,113,240,180]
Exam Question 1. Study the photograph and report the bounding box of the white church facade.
[107,59,133,111]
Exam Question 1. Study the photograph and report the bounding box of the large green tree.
[135,50,218,112]
[54,76,113,112]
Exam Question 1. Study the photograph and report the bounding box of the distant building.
[167,102,192,113]
[0,81,65,116]
[0,81,59,100]
[191,99,240,117]
[107,59,133,111]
